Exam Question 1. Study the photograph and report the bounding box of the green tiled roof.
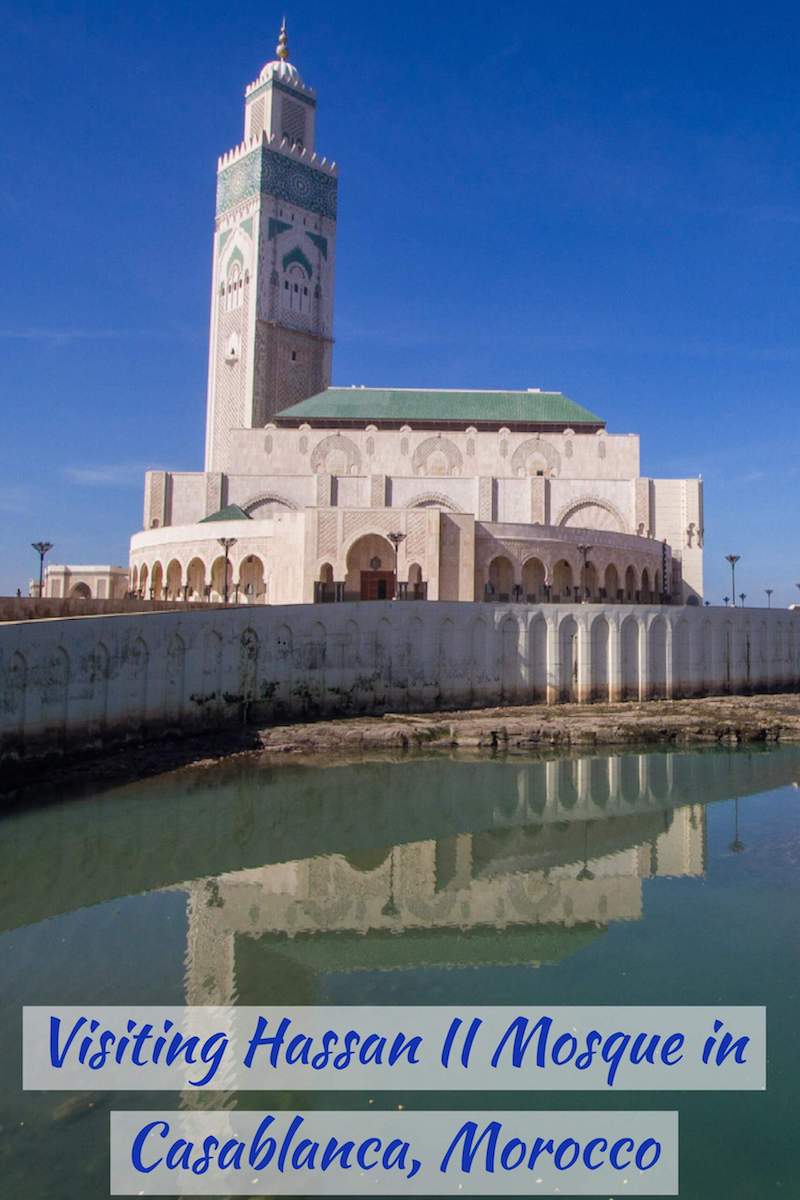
[199,504,252,523]
[275,387,603,426]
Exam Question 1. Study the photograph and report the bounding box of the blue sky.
[1,0,798,604]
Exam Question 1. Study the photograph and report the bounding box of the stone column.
[609,616,622,702]
[577,612,592,703]
[639,615,649,702]
[546,616,560,706]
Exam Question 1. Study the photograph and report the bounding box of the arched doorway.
[210,556,232,602]
[604,563,620,602]
[624,565,637,602]
[552,559,574,601]
[150,562,164,599]
[487,555,514,601]
[406,562,426,600]
[186,558,206,601]
[69,582,92,599]
[240,555,266,603]
[583,561,599,601]
[345,534,396,600]
[522,557,546,601]
[166,559,182,600]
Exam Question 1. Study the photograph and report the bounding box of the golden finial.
[276,17,289,61]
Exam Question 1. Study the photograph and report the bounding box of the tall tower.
[204,22,338,472]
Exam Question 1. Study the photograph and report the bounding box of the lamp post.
[765,589,773,608]
[387,531,406,599]
[725,554,740,607]
[576,543,593,603]
[31,541,54,598]
[217,537,237,604]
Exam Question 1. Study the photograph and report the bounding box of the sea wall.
[1,601,798,765]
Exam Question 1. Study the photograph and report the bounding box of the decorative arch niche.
[310,434,362,476]
[244,493,298,515]
[412,436,462,478]
[556,497,627,533]
[510,438,562,478]
[407,493,463,512]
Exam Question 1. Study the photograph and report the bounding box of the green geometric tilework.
[217,147,337,219]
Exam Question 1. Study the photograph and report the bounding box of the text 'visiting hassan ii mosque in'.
[50,22,704,609]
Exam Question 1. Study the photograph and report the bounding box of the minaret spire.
[276,17,289,61]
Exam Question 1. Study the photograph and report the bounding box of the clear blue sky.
[1,0,798,605]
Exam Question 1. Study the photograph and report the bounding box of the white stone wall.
[2,602,797,764]
[226,424,640,482]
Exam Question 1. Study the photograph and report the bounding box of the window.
[284,263,311,315]
[291,350,297,362]
[225,262,243,312]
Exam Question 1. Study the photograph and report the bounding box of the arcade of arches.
[129,515,673,607]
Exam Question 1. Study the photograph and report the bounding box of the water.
[1,744,799,1198]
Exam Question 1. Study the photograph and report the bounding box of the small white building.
[128,23,703,610]
[34,565,129,601]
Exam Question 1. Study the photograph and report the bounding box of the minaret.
[204,22,338,472]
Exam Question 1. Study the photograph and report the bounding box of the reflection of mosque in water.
[181,748,797,1007]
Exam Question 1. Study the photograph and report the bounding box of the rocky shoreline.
[255,692,800,758]
[3,692,799,805]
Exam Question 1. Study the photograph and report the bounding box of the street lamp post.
[725,554,740,607]
[765,589,773,608]
[31,541,54,598]
[217,537,238,604]
[576,543,593,602]
[387,531,406,599]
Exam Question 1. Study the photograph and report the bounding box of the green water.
[1,744,799,1199]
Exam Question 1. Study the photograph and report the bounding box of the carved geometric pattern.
[317,511,338,558]
[478,477,493,521]
[635,479,651,537]
[405,511,426,557]
[343,510,394,541]
[149,473,165,526]
[205,474,223,517]
[511,437,561,478]
[530,476,546,523]
[216,147,338,219]
[247,97,265,139]
[370,475,386,507]
[316,473,332,506]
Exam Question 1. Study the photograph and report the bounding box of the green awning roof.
[199,504,252,523]
[274,387,603,427]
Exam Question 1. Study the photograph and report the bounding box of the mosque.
[51,23,705,607]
